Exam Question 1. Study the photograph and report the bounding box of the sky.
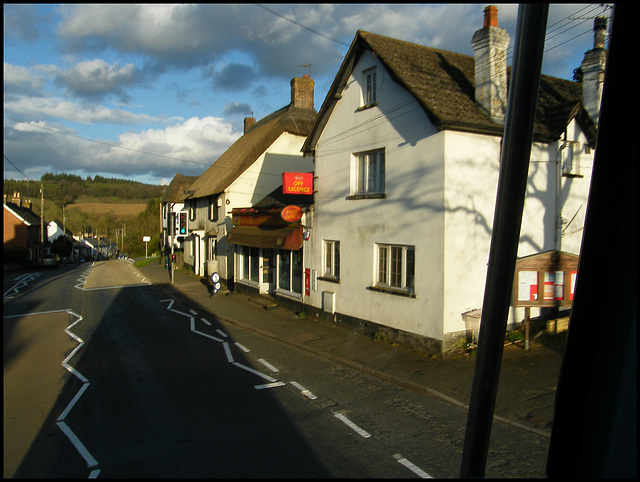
[4,4,613,186]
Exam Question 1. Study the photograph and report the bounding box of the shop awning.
[226,225,303,251]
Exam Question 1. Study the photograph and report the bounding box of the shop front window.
[292,250,303,294]
[240,246,260,282]
[278,252,290,291]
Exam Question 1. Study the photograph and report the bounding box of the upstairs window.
[561,141,585,178]
[363,68,378,106]
[353,149,385,195]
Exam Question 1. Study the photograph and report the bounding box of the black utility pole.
[460,4,548,478]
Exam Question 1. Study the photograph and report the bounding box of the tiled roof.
[160,173,198,203]
[4,202,41,226]
[188,104,317,199]
[303,30,596,153]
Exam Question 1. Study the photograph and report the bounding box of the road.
[4,260,549,477]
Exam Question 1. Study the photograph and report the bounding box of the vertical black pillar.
[460,4,548,478]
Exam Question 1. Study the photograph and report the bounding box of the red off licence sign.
[282,172,313,195]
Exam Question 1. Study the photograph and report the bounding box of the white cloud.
[4,115,240,182]
[116,116,239,164]
[4,95,156,125]
[4,63,49,94]
[56,59,141,100]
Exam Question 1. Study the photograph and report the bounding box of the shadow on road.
[5,266,333,477]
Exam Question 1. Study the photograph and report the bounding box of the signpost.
[143,236,151,259]
[210,272,221,295]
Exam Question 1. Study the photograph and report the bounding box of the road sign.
[210,272,221,294]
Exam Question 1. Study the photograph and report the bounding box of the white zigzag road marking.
[58,310,98,470]
[3,272,40,299]
[4,309,99,473]
[160,298,282,389]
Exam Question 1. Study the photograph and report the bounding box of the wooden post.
[524,306,530,350]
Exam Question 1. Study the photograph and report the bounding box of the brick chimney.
[290,75,314,110]
[244,116,256,134]
[581,16,608,126]
[471,5,510,124]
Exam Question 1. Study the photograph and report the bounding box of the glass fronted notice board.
[513,250,579,308]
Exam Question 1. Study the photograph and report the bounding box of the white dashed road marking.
[394,453,432,478]
[333,412,371,438]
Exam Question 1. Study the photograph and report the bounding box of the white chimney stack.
[581,16,608,126]
[472,5,511,124]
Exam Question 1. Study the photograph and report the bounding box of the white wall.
[442,131,500,337]
[441,120,594,337]
[308,52,595,350]
[189,131,314,280]
[308,53,447,341]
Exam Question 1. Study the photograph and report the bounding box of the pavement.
[138,259,564,439]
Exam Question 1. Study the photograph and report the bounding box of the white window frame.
[353,149,385,195]
[239,246,260,283]
[561,141,584,177]
[375,243,415,294]
[276,250,303,296]
[323,240,340,280]
[364,67,377,106]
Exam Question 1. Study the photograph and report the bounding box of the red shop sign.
[282,172,313,195]
[281,205,303,223]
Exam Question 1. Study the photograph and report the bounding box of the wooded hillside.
[4,173,165,205]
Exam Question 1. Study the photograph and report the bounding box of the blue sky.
[4,4,613,186]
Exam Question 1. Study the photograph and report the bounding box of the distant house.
[182,76,316,282]
[299,7,603,354]
[81,236,111,260]
[159,173,198,252]
[47,220,74,242]
[3,192,42,266]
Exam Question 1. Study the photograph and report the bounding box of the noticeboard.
[513,250,579,308]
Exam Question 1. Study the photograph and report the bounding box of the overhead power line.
[255,4,351,47]
[4,154,33,181]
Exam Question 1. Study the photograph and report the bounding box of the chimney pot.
[593,16,607,49]
[483,5,499,28]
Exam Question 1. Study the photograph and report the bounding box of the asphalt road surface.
[4,260,549,477]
